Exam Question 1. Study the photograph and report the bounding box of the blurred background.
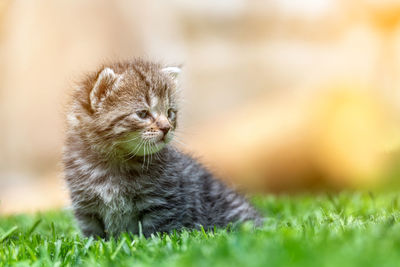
[1,0,400,214]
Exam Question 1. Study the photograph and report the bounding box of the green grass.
[1,191,400,266]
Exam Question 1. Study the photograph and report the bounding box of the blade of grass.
[111,237,126,260]
[200,226,208,239]
[51,222,56,240]
[27,219,42,236]
[0,226,18,242]
[138,221,143,238]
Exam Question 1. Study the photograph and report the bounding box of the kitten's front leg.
[74,210,106,238]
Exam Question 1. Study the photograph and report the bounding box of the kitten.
[63,59,262,238]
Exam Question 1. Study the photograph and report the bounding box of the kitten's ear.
[90,67,121,110]
[162,66,181,83]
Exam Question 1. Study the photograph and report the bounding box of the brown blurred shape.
[187,86,399,192]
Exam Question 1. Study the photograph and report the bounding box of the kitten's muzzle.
[159,124,171,135]
[156,120,171,135]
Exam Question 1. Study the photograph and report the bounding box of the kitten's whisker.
[146,142,151,170]
[124,139,145,162]
[116,135,141,144]
[131,141,144,158]
[153,151,160,162]
[152,144,162,162]
[173,129,197,138]
[146,141,150,170]
[148,141,153,170]
[172,138,189,148]
[153,144,160,161]
[156,151,163,165]
[144,141,149,170]
[104,144,118,160]
[148,142,153,170]
[142,141,148,170]
[128,140,143,156]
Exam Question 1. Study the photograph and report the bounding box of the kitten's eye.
[167,108,176,121]
[136,110,150,119]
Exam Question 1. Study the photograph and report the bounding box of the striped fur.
[63,59,262,238]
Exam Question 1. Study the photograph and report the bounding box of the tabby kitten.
[63,59,262,238]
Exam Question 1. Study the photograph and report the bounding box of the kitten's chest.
[94,178,137,234]
[94,173,160,234]
[94,176,136,211]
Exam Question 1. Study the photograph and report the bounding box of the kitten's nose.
[156,120,171,135]
[159,125,171,135]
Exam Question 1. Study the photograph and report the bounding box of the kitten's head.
[71,60,181,158]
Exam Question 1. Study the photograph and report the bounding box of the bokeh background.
[1,0,400,214]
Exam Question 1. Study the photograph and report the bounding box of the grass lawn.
[1,191,400,266]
